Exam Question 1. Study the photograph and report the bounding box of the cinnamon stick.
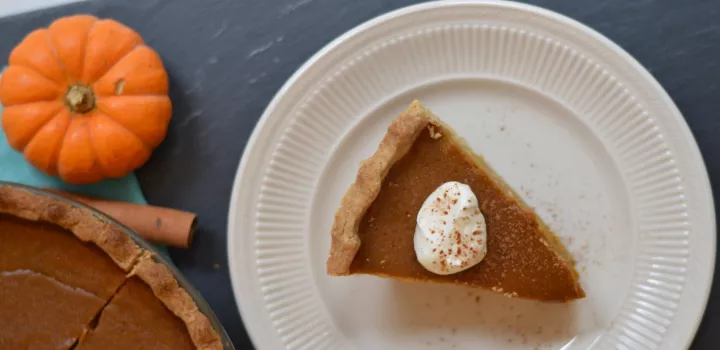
[46,189,197,249]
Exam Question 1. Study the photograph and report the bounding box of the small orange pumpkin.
[0,15,171,184]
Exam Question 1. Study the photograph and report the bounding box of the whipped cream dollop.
[413,181,487,275]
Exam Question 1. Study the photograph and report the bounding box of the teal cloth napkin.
[0,102,169,257]
[0,127,147,204]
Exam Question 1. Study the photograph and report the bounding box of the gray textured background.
[1,0,718,349]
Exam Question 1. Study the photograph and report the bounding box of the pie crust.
[327,101,431,275]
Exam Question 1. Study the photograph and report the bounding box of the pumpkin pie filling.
[76,277,195,350]
[328,101,585,302]
[0,214,127,349]
[0,271,106,349]
[0,187,223,349]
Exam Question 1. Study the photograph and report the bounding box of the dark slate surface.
[0,0,718,349]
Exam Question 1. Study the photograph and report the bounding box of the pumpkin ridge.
[94,110,152,151]
[95,95,170,147]
[22,109,65,152]
[9,42,65,86]
[37,107,69,154]
[23,110,71,175]
[43,29,70,84]
[90,44,144,85]
[49,112,73,176]
[3,102,63,151]
[79,19,99,83]
[58,118,103,183]
[1,99,65,109]
[2,63,63,92]
[0,66,64,105]
[56,116,77,176]
[85,115,112,179]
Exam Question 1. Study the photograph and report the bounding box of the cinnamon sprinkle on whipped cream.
[414,181,488,275]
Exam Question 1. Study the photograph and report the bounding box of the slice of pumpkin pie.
[327,101,584,302]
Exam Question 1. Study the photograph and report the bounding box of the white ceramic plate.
[228,1,716,349]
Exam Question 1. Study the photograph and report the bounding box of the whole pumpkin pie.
[0,185,223,349]
[327,101,585,302]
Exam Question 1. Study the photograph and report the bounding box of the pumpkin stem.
[65,84,96,113]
